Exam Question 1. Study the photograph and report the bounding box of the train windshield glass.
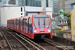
[34,15,50,28]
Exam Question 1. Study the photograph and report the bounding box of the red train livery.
[7,15,52,39]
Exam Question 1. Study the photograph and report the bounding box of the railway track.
[43,38,70,50]
[0,27,46,50]
[0,27,72,50]
[9,31,63,50]
[14,33,46,50]
[0,28,29,50]
[1,31,12,50]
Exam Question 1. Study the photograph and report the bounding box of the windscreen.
[34,15,50,28]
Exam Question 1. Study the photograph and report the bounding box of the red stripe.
[49,15,52,27]
[14,19,15,24]
[32,15,34,27]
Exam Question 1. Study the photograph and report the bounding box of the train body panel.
[7,15,52,39]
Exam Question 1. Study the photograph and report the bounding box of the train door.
[17,19,18,30]
[23,19,26,32]
[21,18,23,31]
[28,18,32,33]
[22,19,24,31]
[17,19,19,30]
[19,19,21,31]
[25,18,28,33]
[26,18,28,33]
[15,19,16,29]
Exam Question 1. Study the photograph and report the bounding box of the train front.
[32,15,52,39]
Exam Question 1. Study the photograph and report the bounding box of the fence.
[52,32,75,46]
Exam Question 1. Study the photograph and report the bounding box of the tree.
[56,30,63,37]
[67,17,71,28]
[64,12,71,29]
[64,12,71,17]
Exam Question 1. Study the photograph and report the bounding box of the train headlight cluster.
[47,30,51,32]
[34,30,37,33]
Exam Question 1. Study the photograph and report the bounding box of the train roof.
[7,14,51,20]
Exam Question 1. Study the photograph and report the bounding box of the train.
[7,15,52,39]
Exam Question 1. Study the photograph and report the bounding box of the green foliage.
[64,12,71,29]
[67,17,71,28]
[56,30,63,37]
[64,12,71,17]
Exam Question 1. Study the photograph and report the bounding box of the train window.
[29,18,32,27]
[17,19,19,25]
[19,19,20,25]
[7,21,9,24]
[8,21,10,24]
[21,20,23,26]
[40,18,44,28]
[45,18,50,28]
[24,18,28,26]
[11,20,14,25]
[26,19,28,26]
[10,20,11,24]
[23,19,26,26]
[11,20,12,24]
[34,18,38,28]
[12,20,13,24]
[9,20,11,24]
[15,19,16,25]
[16,20,18,25]
[34,17,50,28]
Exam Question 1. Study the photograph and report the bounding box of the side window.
[10,20,11,24]
[12,20,14,25]
[15,19,17,25]
[17,19,19,25]
[17,19,18,25]
[7,21,9,24]
[22,19,24,26]
[29,18,32,27]
[11,20,13,25]
[23,18,27,26]
[11,20,12,24]
[26,18,28,27]
[8,21,10,24]
[9,20,10,24]
[23,19,25,26]
[21,19,23,26]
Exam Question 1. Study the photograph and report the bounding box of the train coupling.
[41,34,45,39]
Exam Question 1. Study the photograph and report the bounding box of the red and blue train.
[7,15,52,39]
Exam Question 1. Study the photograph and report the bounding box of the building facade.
[71,3,75,41]
[0,0,53,7]
[53,0,58,13]
[58,0,68,13]
[65,0,75,13]
[0,0,16,6]
[0,0,7,6]
[41,0,53,8]
[26,0,41,7]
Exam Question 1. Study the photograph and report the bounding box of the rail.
[1,31,12,50]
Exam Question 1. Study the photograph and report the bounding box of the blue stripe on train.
[13,25,15,27]
[29,27,33,34]
[51,27,52,33]
[32,27,33,34]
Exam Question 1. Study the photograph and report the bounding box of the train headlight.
[47,30,51,32]
[34,30,37,33]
